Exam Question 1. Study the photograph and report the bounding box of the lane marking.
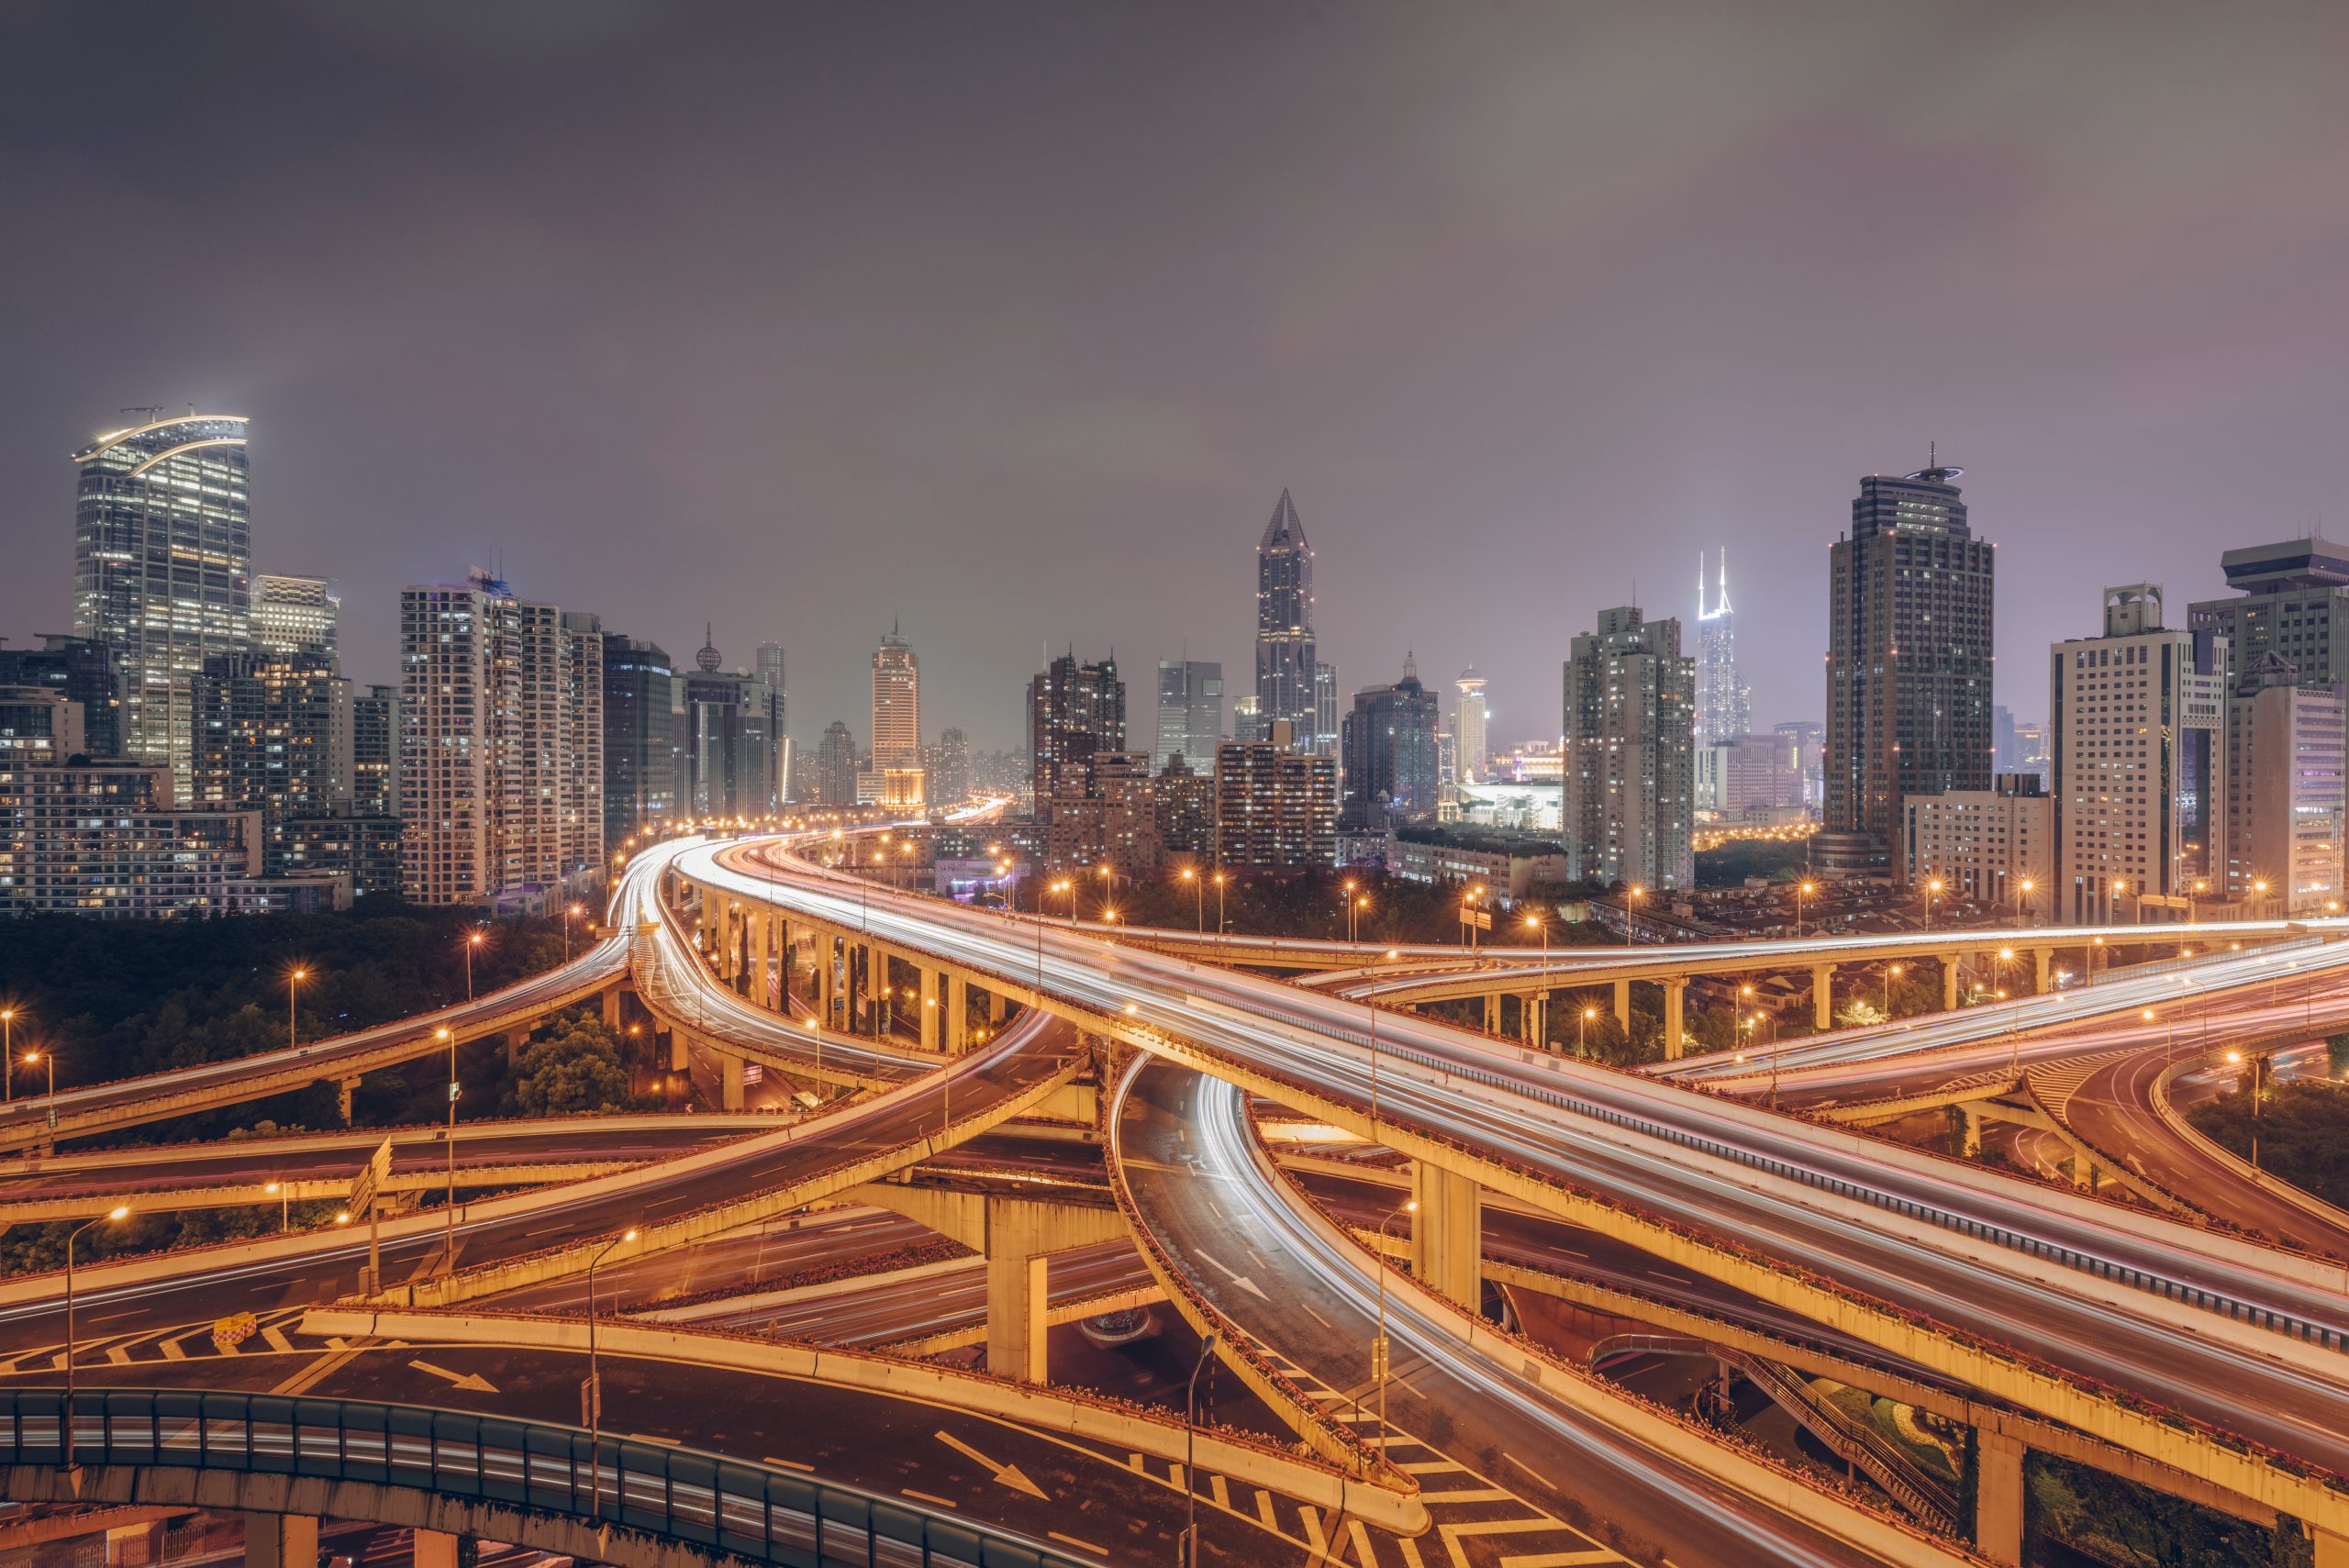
[901,1488,958,1509]
[934,1429,1047,1499]
[1046,1531,1105,1557]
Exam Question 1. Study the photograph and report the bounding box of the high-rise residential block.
[930,727,972,807]
[1819,460,1995,877]
[1215,724,1337,870]
[189,651,353,873]
[1030,651,1125,819]
[0,759,274,918]
[0,688,84,763]
[1254,490,1316,747]
[1155,660,1224,773]
[1453,667,1488,785]
[398,570,602,909]
[0,637,120,759]
[602,635,674,848]
[1562,606,1694,890]
[1045,751,1162,874]
[1340,655,1442,828]
[251,574,339,662]
[2050,585,2225,924]
[815,721,860,808]
[72,413,252,799]
[2223,654,2344,915]
[1154,752,1216,858]
[353,683,399,820]
[1904,773,2053,912]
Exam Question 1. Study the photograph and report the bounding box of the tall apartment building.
[398,570,602,909]
[1155,659,1224,773]
[1215,724,1337,870]
[72,413,252,799]
[0,688,84,763]
[251,575,338,662]
[1254,491,1317,745]
[0,759,276,918]
[930,727,971,807]
[1904,773,2053,910]
[1154,753,1216,858]
[2051,585,2225,924]
[188,651,353,873]
[1818,460,1995,877]
[1562,606,1695,890]
[1453,667,1488,785]
[2224,653,2345,914]
[814,721,859,808]
[1340,656,1442,828]
[0,637,119,759]
[601,635,675,848]
[1045,751,1163,874]
[1029,651,1125,819]
[353,684,399,819]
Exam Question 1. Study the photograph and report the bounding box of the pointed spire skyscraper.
[1693,550,1750,752]
[1254,488,1317,749]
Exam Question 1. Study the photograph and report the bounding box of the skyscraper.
[252,575,339,663]
[1155,659,1224,772]
[1562,606,1695,890]
[931,726,971,806]
[1313,662,1339,758]
[2224,654,2344,914]
[2050,585,2224,922]
[681,628,782,817]
[1453,667,1488,784]
[815,721,859,807]
[602,634,676,848]
[0,636,119,759]
[756,641,788,798]
[188,650,352,873]
[1339,655,1442,828]
[870,623,921,772]
[1693,551,1750,755]
[1216,727,1337,870]
[1773,719,1825,812]
[1254,489,1316,748]
[1819,460,1995,878]
[2188,538,2349,817]
[398,570,602,908]
[73,413,252,800]
[1030,651,1126,818]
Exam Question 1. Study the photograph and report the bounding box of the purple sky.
[6,3,2347,751]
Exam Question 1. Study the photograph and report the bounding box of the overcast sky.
[6,2,2347,751]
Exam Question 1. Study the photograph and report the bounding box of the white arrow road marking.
[408,1359,497,1394]
[1190,1248,1269,1299]
[934,1430,1047,1498]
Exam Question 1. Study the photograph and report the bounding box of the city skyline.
[10,8,2349,751]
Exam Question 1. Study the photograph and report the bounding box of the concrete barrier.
[299,1306,1427,1535]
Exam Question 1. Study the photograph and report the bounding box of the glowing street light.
[63,1205,131,1463]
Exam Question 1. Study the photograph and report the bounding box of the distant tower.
[1453,667,1488,784]
[1693,550,1750,750]
[1254,490,1316,749]
[869,621,920,770]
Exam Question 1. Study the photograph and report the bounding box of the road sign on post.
[351,1136,393,1295]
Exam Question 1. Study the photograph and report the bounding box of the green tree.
[2185,1079,2349,1210]
[503,1011,642,1117]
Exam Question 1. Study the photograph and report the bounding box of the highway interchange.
[3,827,2346,1566]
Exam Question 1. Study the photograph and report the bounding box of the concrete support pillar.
[1943,955,1962,1012]
[1812,962,1834,1030]
[1662,978,1687,1062]
[412,1530,459,1568]
[985,1203,1051,1383]
[1409,1161,1484,1313]
[744,911,766,1003]
[335,1079,356,1125]
[1973,1429,2026,1565]
[242,1514,317,1568]
[1957,1103,1983,1157]
[600,983,622,1030]
[667,1028,689,1073]
[505,1027,529,1069]
[1610,978,1630,1029]
[719,1052,746,1112]
[818,934,837,1023]
[2315,1529,2349,1568]
[1520,994,1544,1046]
[987,988,1009,1024]
[946,974,969,1054]
[1482,992,1501,1033]
[2034,947,2053,995]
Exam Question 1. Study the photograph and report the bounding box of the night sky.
[6,3,2346,751]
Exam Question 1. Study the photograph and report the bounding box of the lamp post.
[30,1051,54,1130]
[1,1009,14,1102]
[2112,877,2132,926]
[2226,1051,2264,1170]
[584,1227,640,1518]
[1923,877,1944,929]
[1626,885,1645,943]
[1797,880,1816,940]
[1350,894,1370,944]
[439,1026,459,1269]
[1374,1200,1419,1437]
[286,968,307,1050]
[564,902,584,962]
[1182,867,1201,932]
[464,929,485,1000]
[1883,963,1903,1021]
[63,1206,129,1467]
[1181,1332,1219,1568]
[1213,873,1229,940]
[1579,1005,1597,1057]
[264,1181,288,1232]
[2018,878,2035,930]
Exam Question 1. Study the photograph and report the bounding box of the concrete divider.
[2153,1051,2349,1245]
[0,1162,633,1224]
[298,1305,1427,1535]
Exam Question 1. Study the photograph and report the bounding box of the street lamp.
[264,1181,288,1232]
[2018,878,2035,930]
[1883,963,1903,1021]
[1213,873,1230,940]
[585,1227,640,1519]
[1351,895,1370,944]
[1923,877,1944,929]
[2112,877,2132,925]
[564,902,584,962]
[28,1051,54,1130]
[1626,885,1645,943]
[0,1008,15,1103]
[463,929,486,1000]
[1374,1201,1419,1437]
[1796,881,1816,940]
[1181,1332,1219,1568]
[63,1206,130,1466]
[286,967,308,1050]
[1579,1005,1597,1056]
[1181,867,1201,932]
[439,1026,459,1269]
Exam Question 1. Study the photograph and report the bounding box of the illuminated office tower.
[1254,490,1317,747]
[1313,662,1339,758]
[870,623,921,767]
[252,574,338,663]
[72,412,251,799]
[1693,551,1750,750]
[602,635,675,846]
[1453,667,1488,784]
[1155,659,1223,773]
[815,721,859,808]
[1339,655,1442,828]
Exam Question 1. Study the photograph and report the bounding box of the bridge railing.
[0,1388,1085,1568]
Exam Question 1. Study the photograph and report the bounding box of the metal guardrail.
[0,1389,1085,1568]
